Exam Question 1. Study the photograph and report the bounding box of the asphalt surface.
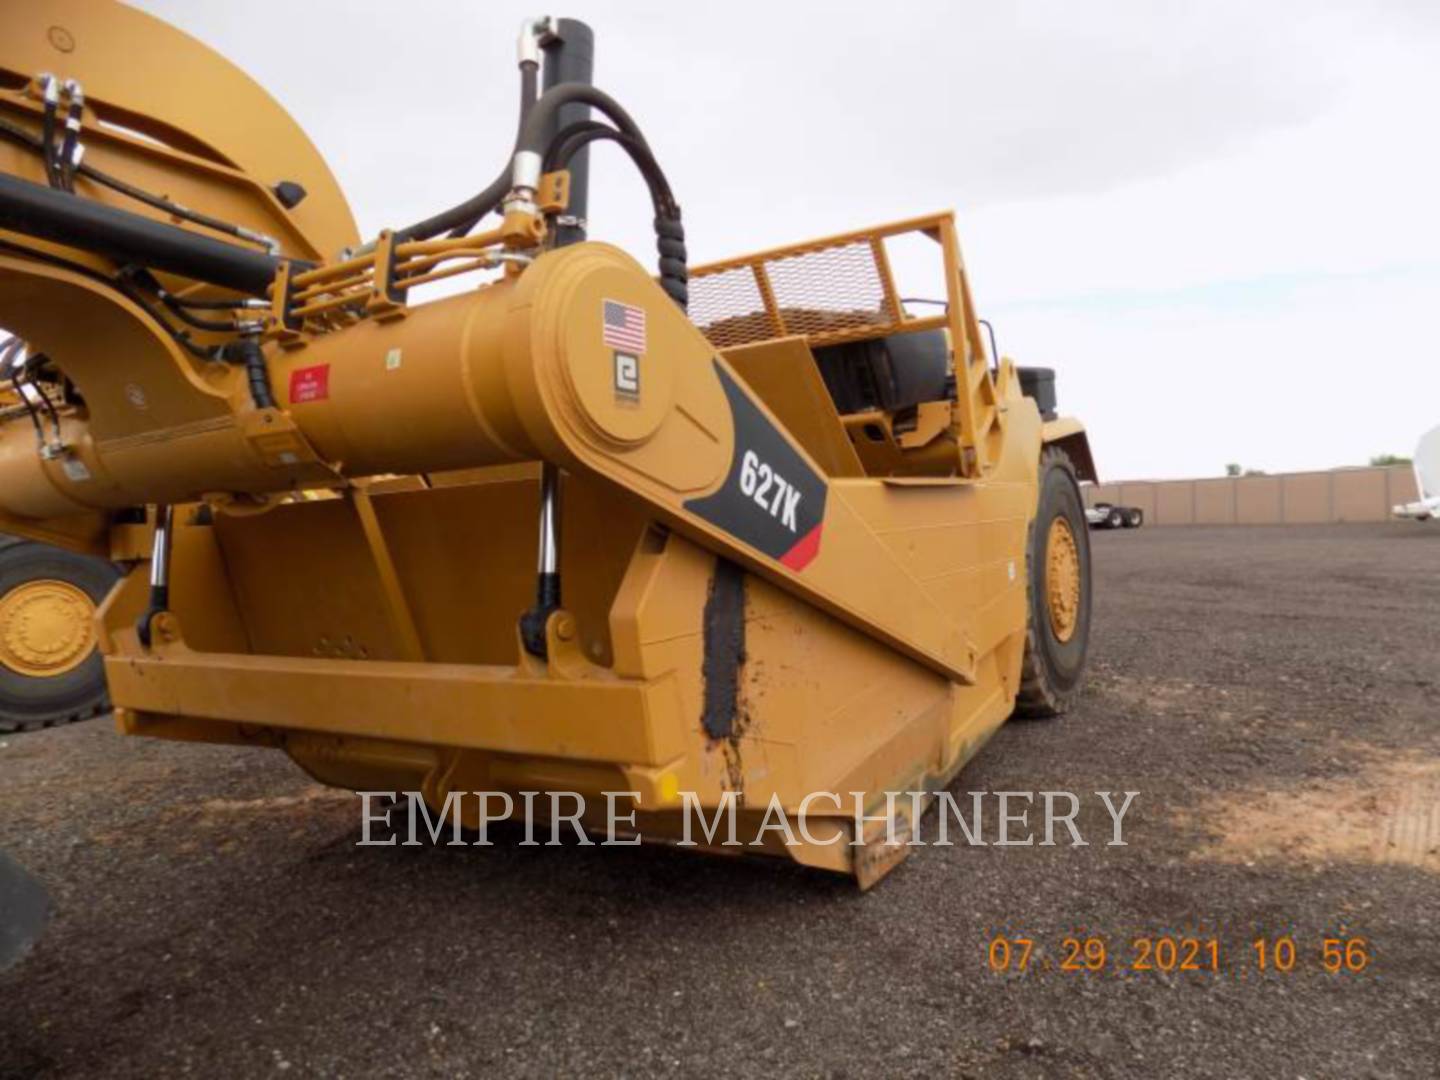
[1,523,1437,1079]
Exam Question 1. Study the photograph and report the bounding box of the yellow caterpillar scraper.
[0,1,1095,886]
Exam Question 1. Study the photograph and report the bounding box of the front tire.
[1015,448,1093,718]
[0,540,119,733]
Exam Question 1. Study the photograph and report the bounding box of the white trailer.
[1393,426,1440,521]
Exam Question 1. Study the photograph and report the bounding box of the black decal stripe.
[683,362,828,568]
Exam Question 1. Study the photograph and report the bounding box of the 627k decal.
[683,362,827,570]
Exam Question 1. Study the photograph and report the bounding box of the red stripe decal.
[779,523,823,571]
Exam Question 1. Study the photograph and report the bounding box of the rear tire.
[1106,507,1123,529]
[1015,448,1093,718]
[1123,508,1143,528]
[0,540,119,734]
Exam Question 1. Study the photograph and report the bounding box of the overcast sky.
[136,0,1439,480]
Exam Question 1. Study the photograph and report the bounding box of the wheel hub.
[0,578,98,678]
[1044,517,1082,643]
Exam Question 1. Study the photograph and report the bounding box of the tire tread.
[1015,446,1087,718]
[0,540,118,733]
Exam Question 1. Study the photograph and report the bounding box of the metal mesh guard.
[687,266,768,349]
[690,240,896,350]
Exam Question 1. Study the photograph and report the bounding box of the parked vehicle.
[1392,426,1439,521]
[1085,502,1144,529]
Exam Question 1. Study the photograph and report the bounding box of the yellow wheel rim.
[1044,516,1082,644]
[0,578,98,678]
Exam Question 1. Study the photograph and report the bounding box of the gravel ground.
[1,523,1437,1079]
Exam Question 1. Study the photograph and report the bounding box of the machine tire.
[1015,447,1092,718]
[1123,507,1143,528]
[1105,507,1123,529]
[0,540,119,734]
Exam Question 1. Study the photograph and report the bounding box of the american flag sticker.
[602,299,647,353]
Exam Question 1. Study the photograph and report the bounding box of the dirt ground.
[1,523,1437,1079]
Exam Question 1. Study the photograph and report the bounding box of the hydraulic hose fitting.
[61,79,83,121]
[517,16,557,66]
[504,149,544,217]
[60,80,85,186]
[236,225,281,256]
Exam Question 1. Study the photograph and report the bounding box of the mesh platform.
[687,215,950,351]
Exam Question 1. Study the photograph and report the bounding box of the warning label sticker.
[289,364,330,404]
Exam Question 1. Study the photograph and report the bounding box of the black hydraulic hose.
[223,336,276,409]
[540,119,606,171]
[0,172,285,295]
[402,81,647,243]
[2,236,269,406]
[515,83,647,160]
[23,353,64,443]
[1,339,46,449]
[117,266,257,338]
[406,168,510,243]
[8,364,48,449]
[161,294,260,311]
[81,167,266,251]
[543,121,687,311]
[40,92,60,189]
[543,122,676,213]
[0,116,275,253]
[444,61,539,239]
[4,341,63,450]
[0,237,221,361]
[19,355,63,447]
[653,212,688,312]
[159,292,242,333]
[59,88,83,193]
[406,79,689,306]
[397,63,537,242]
[521,59,540,133]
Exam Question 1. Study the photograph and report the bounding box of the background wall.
[1084,465,1419,525]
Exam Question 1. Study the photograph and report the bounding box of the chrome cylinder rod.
[136,504,174,648]
[519,465,563,657]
